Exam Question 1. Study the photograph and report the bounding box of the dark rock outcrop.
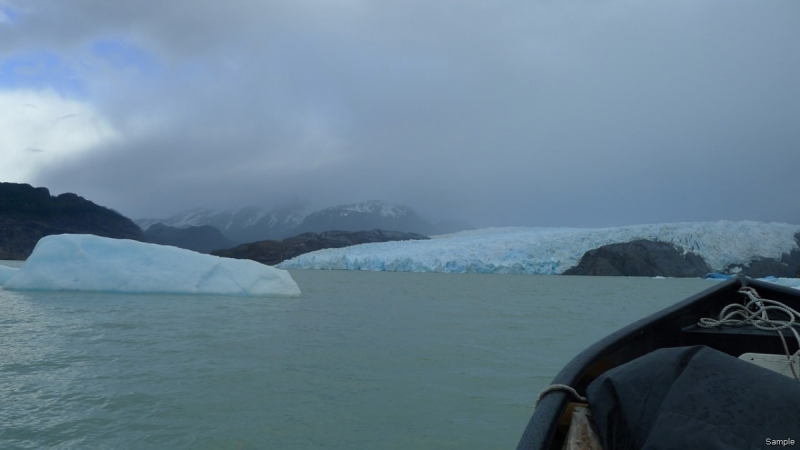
[563,239,711,277]
[144,223,237,254]
[212,229,429,266]
[0,183,145,260]
[722,232,800,278]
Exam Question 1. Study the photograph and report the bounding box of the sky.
[0,1,798,228]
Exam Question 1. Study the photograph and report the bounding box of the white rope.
[698,287,800,380]
[535,384,587,408]
[537,288,800,412]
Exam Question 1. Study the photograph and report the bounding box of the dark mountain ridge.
[143,223,237,254]
[0,182,145,260]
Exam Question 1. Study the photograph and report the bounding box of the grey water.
[0,268,716,449]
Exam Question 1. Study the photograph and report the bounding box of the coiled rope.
[536,287,800,410]
[698,287,800,380]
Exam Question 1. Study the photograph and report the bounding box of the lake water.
[0,268,717,449]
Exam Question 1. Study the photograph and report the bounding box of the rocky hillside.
[563,240,711,277]
[143,223,237,254]
[564,233,800,278]
[137,200,471,243]
[212,229,428,265]
[0,183,145,260]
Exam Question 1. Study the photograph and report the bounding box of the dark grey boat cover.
[586,345,800,450]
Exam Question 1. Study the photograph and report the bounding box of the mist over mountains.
[136,200,474,243]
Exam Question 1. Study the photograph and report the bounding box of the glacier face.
[277,221,800,276]
[3,234,301,297]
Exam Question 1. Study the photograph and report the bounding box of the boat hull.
[517,275,800,450]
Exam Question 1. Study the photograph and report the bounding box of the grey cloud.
[6,0,800,227]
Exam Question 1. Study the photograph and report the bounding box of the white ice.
[277,221,800,277]
[3,234,301,297]
[0,264,18,284]
[758,277,800,291]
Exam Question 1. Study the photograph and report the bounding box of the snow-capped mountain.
[136,200,472,243]
[298,201,447,235]
[138,207,269,232]
[136,205,308,243]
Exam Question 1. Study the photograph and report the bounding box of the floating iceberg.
[705,273,733,280]
[3,234,300,297]
[758,277,800,291]
[277,221,800,276]
[0,265,19,284]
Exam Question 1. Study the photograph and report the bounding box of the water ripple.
[0,273,714,449]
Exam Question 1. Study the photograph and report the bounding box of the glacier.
[277,221,800,277]
[3,234,301,297]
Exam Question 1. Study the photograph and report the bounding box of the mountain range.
[143,223,238,254]
[136,200,473,243]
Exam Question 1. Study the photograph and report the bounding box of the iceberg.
[0,264,19,284]
[705,273,733,280]
[3,234,301,297]
[277,221,800,277]
[758,277,800,291]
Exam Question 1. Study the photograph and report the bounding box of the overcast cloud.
[0,0,798,227]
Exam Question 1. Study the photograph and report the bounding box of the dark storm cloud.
[3,0,799,226]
